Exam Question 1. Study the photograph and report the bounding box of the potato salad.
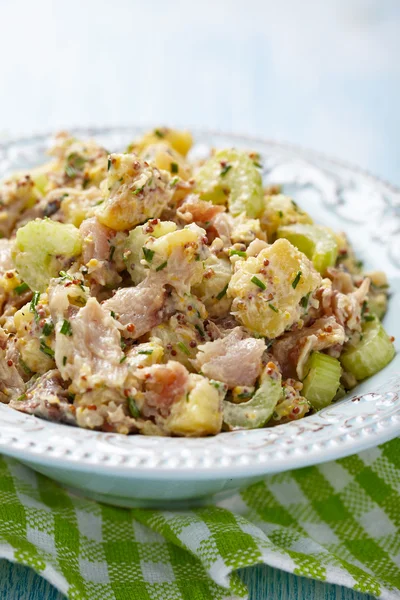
[0,128,394,436]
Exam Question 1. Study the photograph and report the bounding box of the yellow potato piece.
[261,194,312,241]
[165,375,223,436]
[96,154,173,231]
[228,238,321,338]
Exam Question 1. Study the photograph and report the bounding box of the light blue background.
[0,0,398,597]
[0,0,399,186]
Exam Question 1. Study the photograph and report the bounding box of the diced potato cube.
[128,127,193,157]
[140,143,192,180]
[165,374,224,436]
[96,154,173,231]
[192,255,232,317]
[261,194,312,241]
[228,238,321,338]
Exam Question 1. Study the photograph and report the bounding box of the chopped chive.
[138,349,153,355]
[19,359,33,377]
[120,356,127,363]
[210,380,222,390]
[121,339,127,350]
[170,177,179,187]
[229,250,246,258]
[291,200,298,210]
[216,283,228,300]
[177,342,190,356]
[132,186,144,195]
[265,339,274,350]
[30,291,40,313]
[42,321,54,337]
[154,129,164,138]
[142,247,155,262]
[156,261,168,272]
[39,339,55,359]
[186,393,190,403]
[251,276,266,291]
[292,271,302,289]
[195,254,201,261]
[109,245,116,261]
[107,157,111,171]
[60,319,72,336]
[300,292,311,309]
[278,210,283,218]
[127,396,140,418]
[220,164,232,177]
[238,391,253,400]
[16,393,27,402]
[63,356,67,366]
[364,314,375,322]
[65,165,77,179]
[110,311,116,318]
[195,324,204,338]
[15,282,30,295]
[268,303,279,313]
[170,162,179,174]
[253,161,262,168]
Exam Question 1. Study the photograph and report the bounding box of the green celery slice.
[277,223,338,274]
[340,320,395,381]
[195,149,263,218]
[223,365,282,429]
[302,351,342,410]
[14,219,82,292]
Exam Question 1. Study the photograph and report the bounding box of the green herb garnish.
[177,342,190,356]
[251,276,266,291]
[138,349,153,355]
[15,282,30,295]
[107,157,111,171]
[63,356,67,366]
[39,339,55,359]
[142,247,155,263]
[16,393,27,402]
[195,324,204,338]
[110,311,116,318]
[120,356,127,363]
[60,319,72,336]
[132,186,144,195]
[292,271,302,289]
[364,314,375,322]
[170,177,179,187]
[127,396,140,418]
[156,261,168,272]
[154,129,164,138]
[109,245,116,261]
[170,162,179,174]
[268,303,279,313]
[238,391,253,400]
[300,292,311,309]
[216,283,228,300]
[220,164,232,177]
[19,359,33,377]
[42,321,54,337]
[229,250,246,258]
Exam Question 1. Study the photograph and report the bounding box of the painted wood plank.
[0,559,377,600]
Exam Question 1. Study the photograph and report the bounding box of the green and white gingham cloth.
[0,439,399,600]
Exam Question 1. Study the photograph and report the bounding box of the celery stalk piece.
[301,352,342,410]
[340,320,395,381]
[223,364,282,429]
[195,149,264,218]
[277,223,338,274]
[14,219,82,292]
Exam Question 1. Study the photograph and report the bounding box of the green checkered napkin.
[0,439,399,600]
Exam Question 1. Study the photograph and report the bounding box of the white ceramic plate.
[0,128,399,508]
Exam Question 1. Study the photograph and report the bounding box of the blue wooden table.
[0,559,375,599]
